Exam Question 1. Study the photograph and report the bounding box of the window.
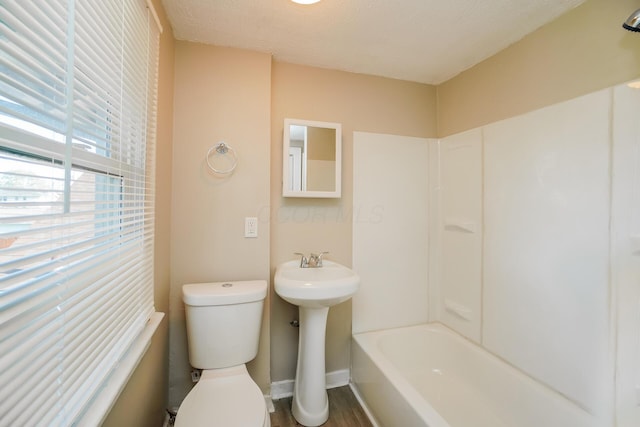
[0,1,159,425]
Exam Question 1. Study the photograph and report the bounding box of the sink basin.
[274,259,360,426]
[275,260,360,308]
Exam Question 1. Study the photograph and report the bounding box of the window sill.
[78,312,165,426]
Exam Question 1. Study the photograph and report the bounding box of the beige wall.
[270,62,437,382]
[103,0,174,424]
[168,42,272,406]
[437,0,640,136]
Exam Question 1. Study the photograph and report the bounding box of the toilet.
[175,280,270,427]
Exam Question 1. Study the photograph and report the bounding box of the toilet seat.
[175,365,269,427]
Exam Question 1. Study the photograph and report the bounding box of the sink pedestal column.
[292,306,330,426]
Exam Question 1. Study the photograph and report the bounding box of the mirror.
[283,118,342,198]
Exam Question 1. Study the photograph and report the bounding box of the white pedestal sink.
[275,260,360,427]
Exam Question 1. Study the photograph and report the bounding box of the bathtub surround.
[351,80,640,426]
[481,90,612,416]
[352,132,431,334]
[611,83,640,426]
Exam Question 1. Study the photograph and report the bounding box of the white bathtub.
[351,323,601,427]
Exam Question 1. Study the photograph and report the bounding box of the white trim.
[270,379,294,400]
[270,369,350,400]
[145,0,164,33]
[77,312,165,425]
[265,395,275,413]
[282,118,342,198]
[326,369,351,389]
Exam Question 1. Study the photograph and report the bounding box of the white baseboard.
[270,369,350,400]
[270,379,293,400]
[326,369,351,389]
[265,395,275,413]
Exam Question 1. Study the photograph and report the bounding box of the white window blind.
[0,0,159,425]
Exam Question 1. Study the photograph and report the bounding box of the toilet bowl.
[175,280,269,427]
[175,366,269,427]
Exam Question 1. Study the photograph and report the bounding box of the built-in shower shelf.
[444,298,473,321]
[443,218,477,234]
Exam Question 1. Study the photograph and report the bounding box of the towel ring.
[206,142,237,175]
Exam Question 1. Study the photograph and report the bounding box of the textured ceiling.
[161,0,586,85]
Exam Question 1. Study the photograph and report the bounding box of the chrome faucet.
[294,252,328,268]
[308,252,328,268]
[294,252,308,268]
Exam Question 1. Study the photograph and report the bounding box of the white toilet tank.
[183,280,267,369]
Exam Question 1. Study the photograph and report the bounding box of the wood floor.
[270,386,374,427]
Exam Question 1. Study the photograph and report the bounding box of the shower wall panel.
[612,83,640,426]
[438,129,483,343]
[352,132,431,334]
[482,89,612,416]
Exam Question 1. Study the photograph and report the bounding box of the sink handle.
[317,251,329,267]
[294,252,308,268]
[308,251,329,267]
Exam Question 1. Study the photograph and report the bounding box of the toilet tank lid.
[182,280,267,306]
